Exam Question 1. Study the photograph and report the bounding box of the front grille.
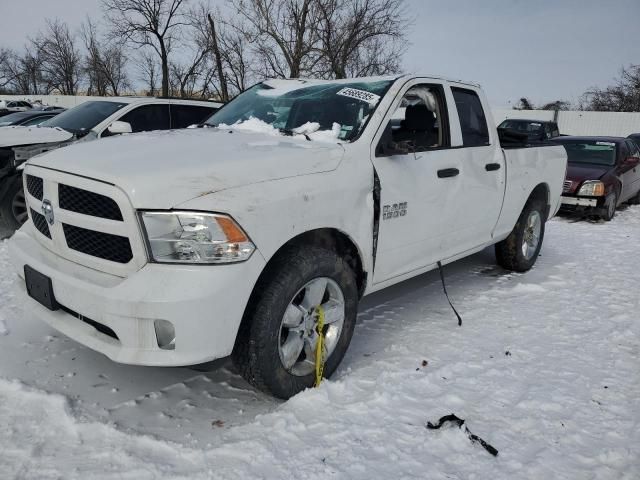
[59,184,123,221]
[563,180,572,192]
[26,175,43,200]
[30,208,51,238]
[63,224,133,263]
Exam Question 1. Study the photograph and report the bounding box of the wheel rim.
[11,189,28,225]
[521,210,541,260]
[278,277,345,377]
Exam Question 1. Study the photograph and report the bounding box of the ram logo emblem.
[383,202,407,220]
[41,199,55,226]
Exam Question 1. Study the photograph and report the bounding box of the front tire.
[602,193,617,221]
[0,176,27,232]
[495,198,546,272]
[233,245,358,399]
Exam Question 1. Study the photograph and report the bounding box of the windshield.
[498,120,544,138]
[205,79,393,142]
[0,112,30,126]
[40,101,127,135]
[557,140,617,166]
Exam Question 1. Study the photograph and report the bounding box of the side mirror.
[376,122,414,157]
[106,120,132,135]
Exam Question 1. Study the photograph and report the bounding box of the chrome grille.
[30,207,51,238]
[26,175,43,200]
[59,184,123,221]
[563,180,572,192]
[63,224,133,264]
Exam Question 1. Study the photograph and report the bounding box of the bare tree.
[513,97,535,110]
[232,0,321,79]
[207,12,229,102]
[104,0,188,97]
[580,65,640,112]
[82,19,130,96]
[33,20,83,95]
[138,51,160,96]
[316,0,407,79]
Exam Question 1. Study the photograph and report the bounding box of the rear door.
[447,86,505,254]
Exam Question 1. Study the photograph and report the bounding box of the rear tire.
[0,176,27,232]
[495,198,546,272]
[233,245,358,399]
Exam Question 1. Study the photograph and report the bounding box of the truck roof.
[265,74,481,89]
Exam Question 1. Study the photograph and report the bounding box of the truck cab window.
[452,87,490,147]
[389,85,445,151]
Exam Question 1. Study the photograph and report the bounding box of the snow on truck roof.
[261,74,481,89]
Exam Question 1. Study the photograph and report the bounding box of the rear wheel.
[495,198,546,272]
[233,245,358,399]
[0,176,27,232]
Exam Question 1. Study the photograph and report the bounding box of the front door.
[371,82,465,283]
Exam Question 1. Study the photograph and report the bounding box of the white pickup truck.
[9,75,567,399]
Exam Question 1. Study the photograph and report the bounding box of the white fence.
[493,108,640,137]
[3,94,640,137]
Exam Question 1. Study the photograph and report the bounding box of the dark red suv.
[551,136,640,220]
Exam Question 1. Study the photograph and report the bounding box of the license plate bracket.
[24,265,59,311]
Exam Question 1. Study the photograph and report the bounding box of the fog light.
[154,320,175,350]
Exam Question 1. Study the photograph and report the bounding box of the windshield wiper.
[279,128,311,141]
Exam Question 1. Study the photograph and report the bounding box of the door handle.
[437,168,460,178]
[485,163,501,171]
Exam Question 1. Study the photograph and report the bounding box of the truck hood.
[566,163,611,182]
[28,128,345,208]
[0,126,73,147]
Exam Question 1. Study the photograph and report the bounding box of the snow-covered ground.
[1,208,639,479]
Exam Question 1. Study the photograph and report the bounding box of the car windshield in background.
[558,140,617,166]
[205,79,393,141]
[498,120,544,138]
[0,112,30,126]
[40,101,128,135]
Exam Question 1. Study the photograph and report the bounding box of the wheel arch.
[527,182,551,220]
[233,227,367,358]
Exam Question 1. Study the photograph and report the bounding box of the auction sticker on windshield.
[337,88,381,105]
[596,141,616,147]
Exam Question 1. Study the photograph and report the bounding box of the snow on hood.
[219,117,342,143]
[0,126,73,148]
[27,128,345,209]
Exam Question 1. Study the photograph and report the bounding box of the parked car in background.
[552,136,640,220]
[498,119,560,142]
[0,100,33,115]
[0,97,221,231]
[0,109,65,127]
[9,74,566,399]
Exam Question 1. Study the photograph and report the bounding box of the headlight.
[140,211,255,264]
[577,180,605,197]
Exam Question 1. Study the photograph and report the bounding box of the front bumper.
[560,194,609,216]
[9,226,266,366]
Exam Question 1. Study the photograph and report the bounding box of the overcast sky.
[1,0,638,106]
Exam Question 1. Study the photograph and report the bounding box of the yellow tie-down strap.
[314,306,326,387]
